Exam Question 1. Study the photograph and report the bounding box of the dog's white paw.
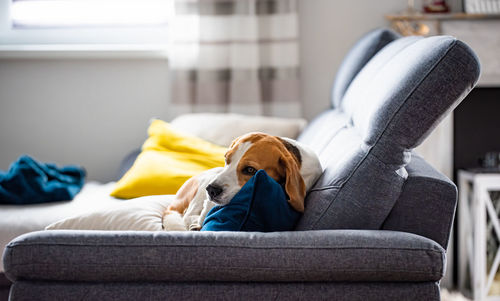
[162,211,188,231]
[188,223,202,231]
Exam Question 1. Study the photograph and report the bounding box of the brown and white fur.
[162,132,322,231]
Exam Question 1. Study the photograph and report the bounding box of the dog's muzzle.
[206,184,223,201]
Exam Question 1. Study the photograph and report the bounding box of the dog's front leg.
[184,200,216,231]
[194,199,217,230]
[182,195,206,231]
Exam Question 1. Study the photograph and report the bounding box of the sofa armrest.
[3,229,445,283]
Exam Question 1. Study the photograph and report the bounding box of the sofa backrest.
[296,29,480,250]
[331,28,400,108]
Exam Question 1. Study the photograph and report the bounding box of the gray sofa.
[2,29,480,300]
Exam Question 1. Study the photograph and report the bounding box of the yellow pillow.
[110,119,227,198]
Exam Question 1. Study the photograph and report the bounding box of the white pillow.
[170,113,307,147]
[46,195,174,231]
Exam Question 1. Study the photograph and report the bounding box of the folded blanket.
[0,155,86,205]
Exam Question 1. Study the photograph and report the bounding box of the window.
[0,0,173,45]
[11,0,171,28]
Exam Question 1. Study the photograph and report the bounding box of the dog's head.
[206,132,313,212]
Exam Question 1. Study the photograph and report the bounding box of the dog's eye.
[243,166,257,175]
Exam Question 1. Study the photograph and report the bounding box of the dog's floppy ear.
[225,138,241,164]
[280,154,306,213]
[228,136,241,150]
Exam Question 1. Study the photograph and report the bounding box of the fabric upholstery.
[331,28,400,108]
[342,36,479,151]
[296,109,350,162]
[297,35,480,231]
[3,229,445,283]
[382,153,457,250]
[9,281,440,301]
[201,170,300,232]
[0,273,10,301]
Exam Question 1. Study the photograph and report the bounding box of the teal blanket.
[0,155,86,205]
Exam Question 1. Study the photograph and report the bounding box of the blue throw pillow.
[201,170,301,232]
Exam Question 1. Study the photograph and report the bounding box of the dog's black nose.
[206,184,223,199]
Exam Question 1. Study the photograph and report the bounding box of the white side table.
[458,170,500,301]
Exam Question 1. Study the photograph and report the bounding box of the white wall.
[0,0,460,182]
[0,58,171,182]
[298,0,462,120]
[298,0,409,120]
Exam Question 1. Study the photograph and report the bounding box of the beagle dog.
[162,132,322,231]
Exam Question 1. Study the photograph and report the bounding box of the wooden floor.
[441,289,471,301]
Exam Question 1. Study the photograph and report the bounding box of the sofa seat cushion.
[0,182,118,273]
[4,230,445,283]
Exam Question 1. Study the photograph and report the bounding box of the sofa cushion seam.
[6,263,442,275]
[5,244,443,253]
